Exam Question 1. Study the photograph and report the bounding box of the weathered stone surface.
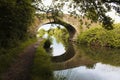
[35,14,99,40]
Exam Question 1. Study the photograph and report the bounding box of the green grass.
[31,40,54,80]
[77,24,120,48]
[0,38,37,77]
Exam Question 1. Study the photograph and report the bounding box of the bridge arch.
[37,21,76,40]
[34,14,99,40]
[35,14,82,40]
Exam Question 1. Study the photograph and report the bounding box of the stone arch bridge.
[34,14,98,40]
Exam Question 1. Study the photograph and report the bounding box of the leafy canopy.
[0,0,35,48]
[34,0,120,30]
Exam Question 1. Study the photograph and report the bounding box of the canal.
[38,24,120,80]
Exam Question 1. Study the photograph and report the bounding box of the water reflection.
[53,44,95,70]
[38,24,120,80]
[50,36,66,56]
[52,43,75,63]
[43,34,76,63]
[39,24,69,57]
[43,33,66,56]
[54,63,120,80]
[79,45,120,66]
[53,44,120,80]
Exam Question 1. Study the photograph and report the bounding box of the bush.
[77,24,120,48]
[0,0,35,48]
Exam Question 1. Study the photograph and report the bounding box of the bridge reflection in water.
[53,44,120,80]
[38,23,120,80]
[53,43,120,80]
[52,43,95,70]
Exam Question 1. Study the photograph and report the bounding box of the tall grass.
[31,40,54,80]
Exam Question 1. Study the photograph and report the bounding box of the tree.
[35,0,120,30]
[72,0,120,29]
[0,0,35,48]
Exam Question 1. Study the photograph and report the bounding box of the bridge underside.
[41,20,76,40]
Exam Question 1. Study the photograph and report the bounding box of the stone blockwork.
[35,14,99,40]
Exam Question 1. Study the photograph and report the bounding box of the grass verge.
[31,39,54,80]
[0,38,37,77]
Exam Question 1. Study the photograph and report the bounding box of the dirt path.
[1,39,43,80]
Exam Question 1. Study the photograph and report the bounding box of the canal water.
[38,24,120,80]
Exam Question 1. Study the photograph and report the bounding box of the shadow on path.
[1,39,43,80]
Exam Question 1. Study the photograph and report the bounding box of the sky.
[38,24,64,31]
[106,9,120,23]
[41,0,52,6]
[41,0,120,23]
[54,63,120,80]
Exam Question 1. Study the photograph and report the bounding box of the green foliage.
[37,29,46,38]
[0,0,35,48]
[48,27,69,40]
[80,45,120,66]
[72,0,119,29]
[31,40,54,80]
[36,0,119,30]
[77,24,120,48]
[48,27,69,47]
